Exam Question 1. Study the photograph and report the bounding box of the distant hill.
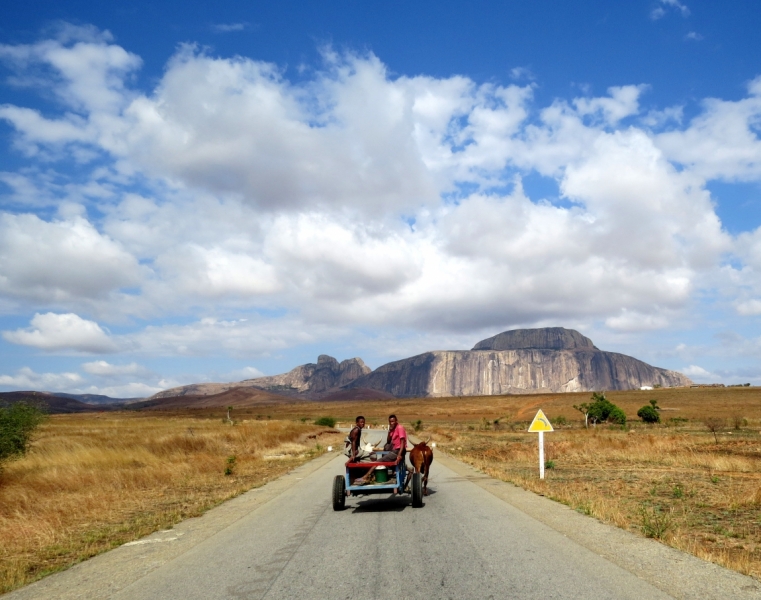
[149,355,371,401]
[318,388,396,402]
[0,391,115,414]
[131,386,296,410]
[52,392,142,405]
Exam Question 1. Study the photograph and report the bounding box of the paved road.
[7,435,760,600]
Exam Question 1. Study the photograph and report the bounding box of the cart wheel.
[411,472,423,508]
[332,475,346,511]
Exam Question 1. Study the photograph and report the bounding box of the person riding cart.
[354,414,406,485]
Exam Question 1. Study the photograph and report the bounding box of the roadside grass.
[437,424,761,580]
[0,412,341,594]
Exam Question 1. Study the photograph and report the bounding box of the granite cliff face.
[151,328,691,401]
[150,355,370,400]
[348,327,691,397]
[242,355,371,398]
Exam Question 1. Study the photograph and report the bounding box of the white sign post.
[527,409,554,479]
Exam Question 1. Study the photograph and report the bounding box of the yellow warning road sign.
[527,409,554,432]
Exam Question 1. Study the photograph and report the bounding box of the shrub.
[0,402,46,469]
[639,505,672,539]
[703,417,725,443]
[583,392,627,426]
[224,455,236,476]
[314,416,336,428]
[637,405,661,423]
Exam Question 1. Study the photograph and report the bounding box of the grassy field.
[0,412,341,594]
[2,386,760,592]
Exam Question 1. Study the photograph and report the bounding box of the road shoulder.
[3,451,341,600]
[436,452,760,600]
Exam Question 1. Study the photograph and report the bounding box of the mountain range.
[150,327,691,403]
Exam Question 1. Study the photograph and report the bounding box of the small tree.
[226,406,234,425]
[573,402,592,428]
[0,402,46,471]
[637,399,661,423]
[703,417,724,443]
[576,392,626,427]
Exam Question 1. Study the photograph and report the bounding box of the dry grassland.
[0,412,341,594]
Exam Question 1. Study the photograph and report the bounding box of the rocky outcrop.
[241,355,371,398]
[348,328,691,397]
[473,327,597,351]
[150,355,371,401]
[150,328,691,401]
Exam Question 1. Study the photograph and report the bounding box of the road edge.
[435,451,760,600]
[3,450,342,600]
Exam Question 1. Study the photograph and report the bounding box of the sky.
[2,1,761,398]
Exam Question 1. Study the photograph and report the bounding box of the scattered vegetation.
[313,416,336,427]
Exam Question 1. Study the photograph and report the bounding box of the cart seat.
[345,460,397,468]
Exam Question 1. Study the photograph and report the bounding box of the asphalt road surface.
[7,434,760,600]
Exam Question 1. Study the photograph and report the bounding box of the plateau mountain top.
[150,327,691,403]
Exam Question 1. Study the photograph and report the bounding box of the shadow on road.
[350,496,412,512]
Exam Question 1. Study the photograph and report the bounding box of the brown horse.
[405,438,434,495]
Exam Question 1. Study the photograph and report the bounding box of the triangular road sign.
[528,409,554,432]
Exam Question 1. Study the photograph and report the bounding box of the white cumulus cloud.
[3,312,118,353]
[0,367,83,391]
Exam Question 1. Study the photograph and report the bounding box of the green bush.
[607,406,627,425]
[0,402,46,467]
[637,399,661,424]
[314,416,336,427]
[637,405,661,423]
[584,392,627,425]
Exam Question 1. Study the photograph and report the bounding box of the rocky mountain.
[148,328,691,402]
[347,327,691,397]
[243,355,371,398]
[150,355,370,401]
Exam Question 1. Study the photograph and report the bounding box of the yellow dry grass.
[0,412,341,594]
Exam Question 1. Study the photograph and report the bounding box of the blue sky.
[2,1,761,397]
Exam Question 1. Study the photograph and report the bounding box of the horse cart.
[332,450,424,510]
